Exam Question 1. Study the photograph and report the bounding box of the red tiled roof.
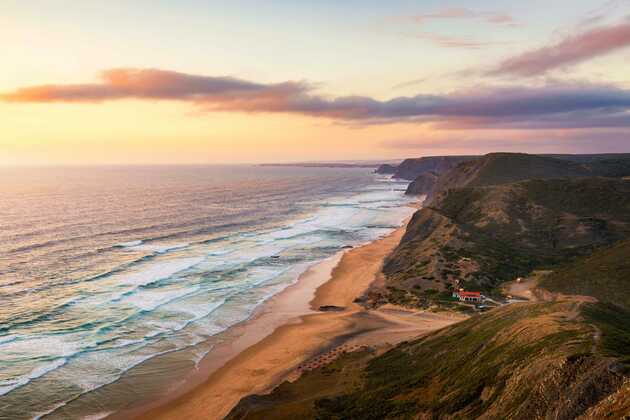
[459,291,481,297]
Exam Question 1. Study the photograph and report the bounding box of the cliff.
[392,155,478,180]
[428,152,630,204]
[381,177,630,303]
[404,171,438,196]
[428,153,593,203]
[374,163,398,174]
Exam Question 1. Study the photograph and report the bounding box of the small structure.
[452,288,483,303]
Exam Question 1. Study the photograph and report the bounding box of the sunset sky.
[2,0,630,165]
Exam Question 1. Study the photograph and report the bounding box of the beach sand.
[131,221,465,420]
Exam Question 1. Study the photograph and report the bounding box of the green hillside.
[428,152,630,205]
[382,177,630,301]
[540,240,630,309]
[228,301,630,419]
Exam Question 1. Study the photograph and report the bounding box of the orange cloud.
[1,68,308,103]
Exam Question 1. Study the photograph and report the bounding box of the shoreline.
[124,204,464,420]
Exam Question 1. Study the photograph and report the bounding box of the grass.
[539,240,630,309]
[228,301,628,420]
[311,302,590,419]
[421,177,630,292]
[582,302,630,364]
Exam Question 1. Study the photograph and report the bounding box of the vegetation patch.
[540,240,630,309]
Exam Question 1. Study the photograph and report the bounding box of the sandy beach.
[131,219,465,420]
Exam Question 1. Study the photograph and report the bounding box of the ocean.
[0,165,414,419]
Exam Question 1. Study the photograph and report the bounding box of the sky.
[1,0,630,165]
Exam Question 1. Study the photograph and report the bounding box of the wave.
[119,284,202,312]
[0,334,18,345]
[0,357,67,396]
[1,257,204,337]
[113,240,143,248]
[125,242,190,254]
[0,296,227,402]
[96,257,204,304]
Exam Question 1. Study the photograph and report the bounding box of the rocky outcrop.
[374,164,397,174]
[405,171,438,196]
[392,155,478,180]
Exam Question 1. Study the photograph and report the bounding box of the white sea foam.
[114,240,143,248]
[0,335,18,345]
[121,284,201,311]
[94,256,204,304]
[0,334,85,361]
[128,242,190,254]
[81,412,115,420]
[0,358,67,396]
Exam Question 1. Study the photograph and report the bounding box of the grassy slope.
[384,177,630,297]
[539,240,630,309]
[539,239,630,369]
[226,351,373,420]
[430,153,630,204]
[465,153,592,187]
[228,301,630,419]
[428,153,594,204]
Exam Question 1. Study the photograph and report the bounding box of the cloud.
[392,77,430,90]
[489,21,630,76]
[400,7,518,49]
[412,7,518,26]
[1,68,309,104]
[409,32,495,49]
[4,69,630,130]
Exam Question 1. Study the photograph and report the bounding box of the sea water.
[0,165,414,419]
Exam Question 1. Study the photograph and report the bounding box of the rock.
[374,164,397,174]
[392,156,478,180]
[318,305,346,312]
[405,171,438,196]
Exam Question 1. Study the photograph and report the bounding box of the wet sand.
[131,219,465,420]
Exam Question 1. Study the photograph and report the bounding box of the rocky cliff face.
[392,155,478,180]
[383,177,630,298]
[374,164,398,174]
[404,171,438,196]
